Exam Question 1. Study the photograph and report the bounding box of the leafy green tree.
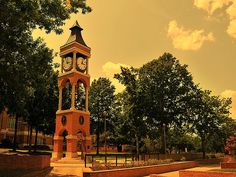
[141,135,161,153]
[107,93,124,142]
[166,127,195,153]
[41,71,58,135]
[138,53,196,153]
[207,118,236,153]
[24,39,58,152]
[115,67,147,155]
[89,77,115,154]
[105,91,144,152]
[190,89,232,158]
[26,71,58,152]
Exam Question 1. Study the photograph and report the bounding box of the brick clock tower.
[52,21,91,160]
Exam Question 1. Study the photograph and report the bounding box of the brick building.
[0,109,53,149]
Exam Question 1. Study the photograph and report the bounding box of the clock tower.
[52,21,91,160]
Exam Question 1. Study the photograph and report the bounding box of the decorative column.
[52,136,64,161]
[86,58,89,75]
[73,51,76,71]
[61,57,63,74]
[86,87,89,112]
[71,82,76,110]
[66,135,78,159]
[58,86,62,111]
[84,136,91,153]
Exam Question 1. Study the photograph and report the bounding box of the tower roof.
[70,20,83,30]
[65,20,88,47]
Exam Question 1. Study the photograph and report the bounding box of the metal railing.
[84,153,161,167]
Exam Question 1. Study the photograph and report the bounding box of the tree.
[206,118,236,153]
[138,53,196,153]
[190,89,232,158]
[107,92,133,148]
[166,127,195,153]
[89,77,115,154]
[23,38,58,152]
[115,67,147,155]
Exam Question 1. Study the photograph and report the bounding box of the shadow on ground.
[0,167,80,177]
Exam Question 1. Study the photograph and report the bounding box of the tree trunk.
[28,125,33,153]
[34,127,38,152]
[27,125,30,145]
[160,124,167,154]
[135,134,139,156]
[201,135,206,159]
[13,114,19,152]
[96,117,100,155]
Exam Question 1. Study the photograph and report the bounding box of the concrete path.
[145,165,220,177]
[49,162,92,177]
[49,164,221,177]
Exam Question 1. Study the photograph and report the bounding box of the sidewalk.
[146,164,220,177]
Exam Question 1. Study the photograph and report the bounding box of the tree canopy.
[114,52,235,155]
[89,77,115,154]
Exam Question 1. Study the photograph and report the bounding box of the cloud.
[194,0,231,15]
[221,90,236,119]
[193,0,236,39]
[227,19,236,38]
[102,62,130,93]
[167,20,215,51]
[226,2,236,38]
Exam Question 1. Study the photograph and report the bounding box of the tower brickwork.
[52,21,91,160]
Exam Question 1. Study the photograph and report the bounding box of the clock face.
[62,57,73,71]
[77,57,87,72]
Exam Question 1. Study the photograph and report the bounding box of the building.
[0,109,53,149]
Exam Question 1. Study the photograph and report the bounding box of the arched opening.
[62,80,72,110]
[75,80,86,111]
[62,130,68,157]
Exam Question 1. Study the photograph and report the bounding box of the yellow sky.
[33,0,236,118]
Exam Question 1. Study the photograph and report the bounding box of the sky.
[33,0,236,118]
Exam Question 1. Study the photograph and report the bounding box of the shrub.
[1,138,15,148]
[91,158,174,171]
[23,145,50,150]
[225,135,236,155]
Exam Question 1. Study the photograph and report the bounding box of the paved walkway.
[50,164,221,177]
[145,165,220,177]
[49,161,92,177]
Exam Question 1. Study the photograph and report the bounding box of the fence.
[84,153,141,167]
[84,153,203,167]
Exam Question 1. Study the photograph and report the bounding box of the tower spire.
[65,20,87,47]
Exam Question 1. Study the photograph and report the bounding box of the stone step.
[54,158,85,164]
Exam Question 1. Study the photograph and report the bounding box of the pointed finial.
[70,20,83,31]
